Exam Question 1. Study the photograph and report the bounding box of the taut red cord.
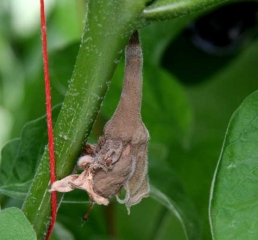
[39,0,57,239]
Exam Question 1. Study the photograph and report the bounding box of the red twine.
[39,0,57,239]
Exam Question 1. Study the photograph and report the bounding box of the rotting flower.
[50,31,149,213]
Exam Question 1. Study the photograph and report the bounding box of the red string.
[39,0,57,239]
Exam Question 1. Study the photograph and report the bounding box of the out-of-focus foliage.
[0,106,60,199]
[0,207,36,240]
[1,0,258,240]
[0,0,83,147]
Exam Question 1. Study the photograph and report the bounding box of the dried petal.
[50,175,79,192]
[127,148,148,197]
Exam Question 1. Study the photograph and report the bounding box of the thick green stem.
[22,0,149,239]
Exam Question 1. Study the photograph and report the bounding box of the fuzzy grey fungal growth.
[50,31,149,213]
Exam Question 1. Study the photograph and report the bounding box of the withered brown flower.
[50,31,149,213]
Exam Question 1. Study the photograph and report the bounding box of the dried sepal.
[50,31,149,213]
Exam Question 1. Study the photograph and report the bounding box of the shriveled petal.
[50,174,79,192]
[68,169,88,188]
[50,169,109,205]
[126,176,149,213]
[127,149,148,196]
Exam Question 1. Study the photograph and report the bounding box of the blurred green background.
[1,0,258,239]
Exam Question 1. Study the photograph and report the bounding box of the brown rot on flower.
[50,31,149,214]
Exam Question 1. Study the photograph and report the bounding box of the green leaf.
[47,1,83,45]
[150,186,190,239]
[210,90,258,239]
[19,43,77,127]
[0,207,36,240]
[0,106,60,199]
[149,143,200,240]
[143,0,227,21]
[0,139,20,187]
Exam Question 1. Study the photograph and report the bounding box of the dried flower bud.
[50,31,149,213]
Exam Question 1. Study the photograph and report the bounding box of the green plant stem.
[22,0,149,239]
[143,0,228,21]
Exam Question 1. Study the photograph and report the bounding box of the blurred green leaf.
[210,90,258,239]
[47,0,83,47]
[149,143,200,240]
[51,222,75,240]
[56,202,110,240]
[0,106,60,199]
[19,42,77,127]
[115,196,172,240]
[0,139,19,186]
[0,207,36,240]
[4,4,81,139]
[150,186,191,240]
[0,139,28,198]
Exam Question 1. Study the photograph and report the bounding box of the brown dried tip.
[50,30,149,214]
[82,144,96,156]
[82,202,94,221]
[128,31,139,45]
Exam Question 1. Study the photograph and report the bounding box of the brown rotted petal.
[127,149,148,196]
[96,139,123,164]
[93,145,134,199]
[126,175,149,211]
